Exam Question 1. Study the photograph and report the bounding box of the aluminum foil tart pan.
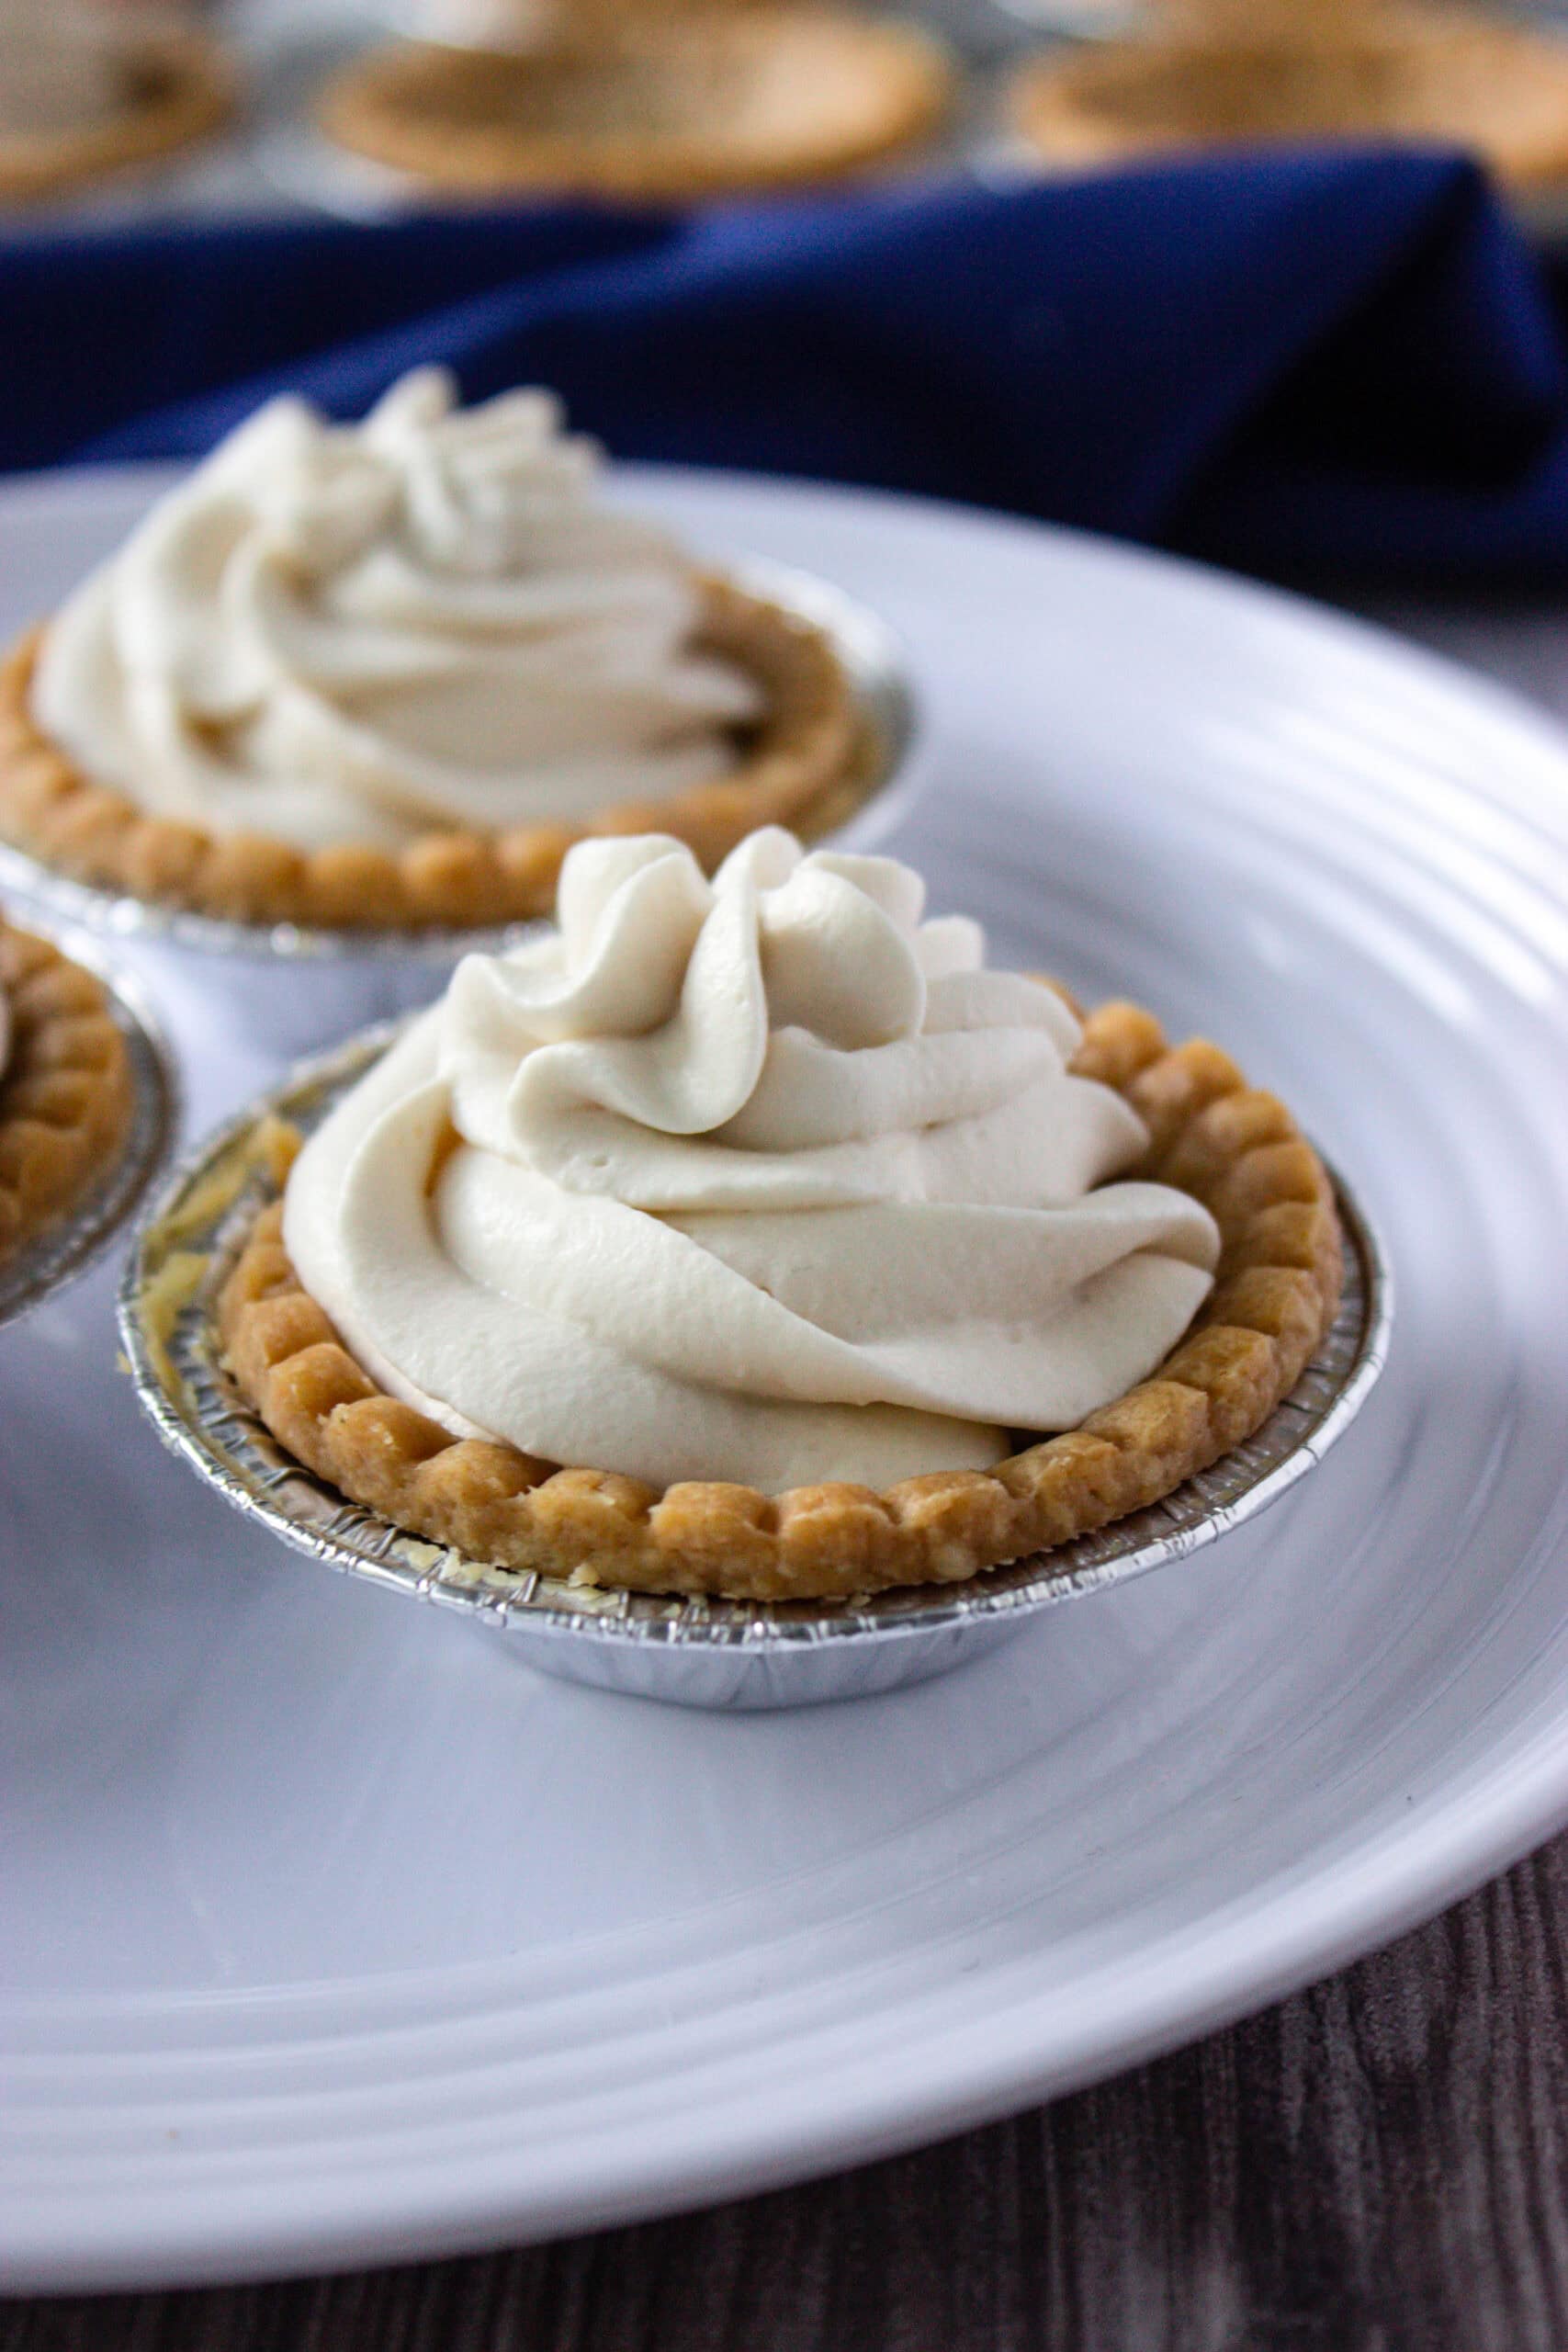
[0,915,178,1329]
[118,1020,1391,1710]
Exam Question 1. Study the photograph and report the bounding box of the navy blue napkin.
[6,147,1568,579]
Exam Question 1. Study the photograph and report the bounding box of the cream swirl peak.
[286,830,1220,1492]
[32,368,760,851]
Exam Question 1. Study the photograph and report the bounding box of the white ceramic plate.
[3,466,1567,2293]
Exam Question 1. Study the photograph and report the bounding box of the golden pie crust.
[315,14,953,200]
[1008,7,1568,188]
[215,995,1345,1603]
[0,575,863,931]
[0,916,133,1266]
[0,31,233,206]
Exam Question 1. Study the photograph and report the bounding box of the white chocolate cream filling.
[285,830,1220,1493]
[33,368,760,852]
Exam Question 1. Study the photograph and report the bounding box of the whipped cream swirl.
[33,368,759,851]
[286,831,1219,1492]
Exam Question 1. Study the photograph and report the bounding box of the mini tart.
[0,916,133,1266]
[0,576,863,932]
[1007,9,1568,188]
[0,30,233,205]
[216,997,1345,1604]
[315,14,953,200]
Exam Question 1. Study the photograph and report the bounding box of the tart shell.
[0,915,133,1265]
[0,31,233,206]
[215,997,1345,1603]
[0,575,863,932]
[1008,11,1568,188]
[316,15,953,200]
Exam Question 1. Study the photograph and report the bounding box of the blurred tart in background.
[0,0,232,203]
[1008,0,1568,190]
[408,0,801,39]
[0,368,868,932]
[315,10,954,201]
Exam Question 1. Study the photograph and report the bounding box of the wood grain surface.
[6,602,1565,2352]
[8,1830,1568,2352]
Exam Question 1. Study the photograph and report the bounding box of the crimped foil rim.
[0,559,917,966]
[117,1019,1392,1655]
[0,912,180,1329]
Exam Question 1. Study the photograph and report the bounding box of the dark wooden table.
[6,604,1565,2352]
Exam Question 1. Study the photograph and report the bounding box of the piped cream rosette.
[33,368,761,853]
[285,829,1219,1492]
